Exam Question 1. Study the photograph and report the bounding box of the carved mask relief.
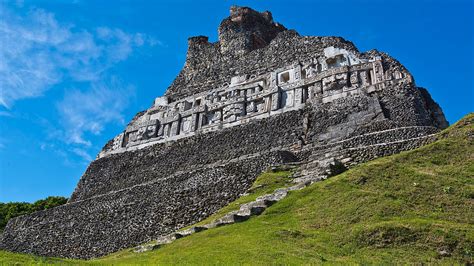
[106,53,387,153]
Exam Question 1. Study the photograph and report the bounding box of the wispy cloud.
[0,111,14,117]
[0,5,156,163]
[71,147,93,162]
[57,77,134,147]
[39,141,74,166]
[0,6,155,108]
[0,138,6,150]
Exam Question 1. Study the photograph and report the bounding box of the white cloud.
[56,77,135,147]
[38,141,75,166]
[0,138,5,150]
[0,111,13,117]
[0,6,155,108]
[36,77,134,164]
[71,148,92,162]
[0,5,159,163]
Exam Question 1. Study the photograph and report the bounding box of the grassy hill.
[1,114,472,264]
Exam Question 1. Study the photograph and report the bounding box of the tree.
[0,196,68,231]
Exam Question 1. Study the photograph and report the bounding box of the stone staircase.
[293,127,439,182]
[134,173,316,253]
[133,128,439,254]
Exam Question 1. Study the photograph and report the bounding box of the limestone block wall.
[71,109,304,202]
[0,94,442,259]
[0,151,297,259]
[167,30,360,101]
[100,43,445,158]
[0,6,448,260]
[0,89,441,259]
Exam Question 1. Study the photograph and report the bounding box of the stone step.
[133,167,327,254]
[203,222,218,229]
[134,244,156,253]
[174,229,193,239]
[134,233,176,252]
[214,212,238,226]
[175,226,207,239]
[256,189,288,206]
[287,181,310,191]
[192,226,208,233]
[233,213,251,222]
[156,233,177,245]
[129,132,436,254]
[238,200,268,216]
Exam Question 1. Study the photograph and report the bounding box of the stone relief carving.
[101,48,411,156]
[111,133,124,150]
[246,101,256,113]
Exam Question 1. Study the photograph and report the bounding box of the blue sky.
[0,0,472,203]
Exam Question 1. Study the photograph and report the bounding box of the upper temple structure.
[1,6,448,259]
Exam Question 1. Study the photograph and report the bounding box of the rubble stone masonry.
[0,6,447,259]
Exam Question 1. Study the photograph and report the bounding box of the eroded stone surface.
[133,169,320,254]
[0,6,447,259]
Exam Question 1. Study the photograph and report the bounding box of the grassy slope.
[190,169,294,228]
[1,114,473,264]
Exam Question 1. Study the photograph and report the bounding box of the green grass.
[189,169,294,228]
[0,250,79,265]
[1,114,473,265]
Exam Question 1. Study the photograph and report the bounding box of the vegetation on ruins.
[1,114,471,264]
[1,6,450,259]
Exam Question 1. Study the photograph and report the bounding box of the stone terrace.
[0,6,448,259]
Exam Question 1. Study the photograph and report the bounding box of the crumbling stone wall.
[0,6,448,259]
[0,151,297,259]
[71,110,304,201]
[168,31,358,102]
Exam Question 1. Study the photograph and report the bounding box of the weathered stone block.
[0,6,447,260]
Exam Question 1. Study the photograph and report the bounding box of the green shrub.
[0,196,67,230]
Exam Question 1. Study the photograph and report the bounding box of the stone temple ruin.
[99,47,406,158]
[0,6,447,259]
